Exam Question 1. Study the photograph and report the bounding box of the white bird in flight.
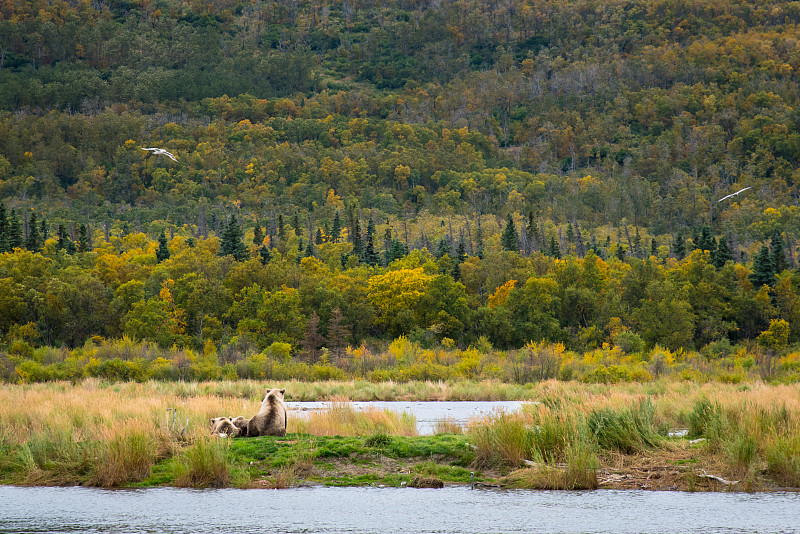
[717,186,751,202]
[141,147,178,162]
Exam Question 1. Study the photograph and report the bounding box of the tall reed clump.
[587,399,662,453]
[174,436,248,488]
[468,406,580,469]
[502,439,598,490]
[3,426,94,485]
[291,397,417,436]
[88,421,169,487]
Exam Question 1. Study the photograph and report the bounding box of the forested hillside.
[3,0,800,382]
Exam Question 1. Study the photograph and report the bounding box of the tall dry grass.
[291,396,417,436]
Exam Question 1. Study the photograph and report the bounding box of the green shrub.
[587,400,661,453]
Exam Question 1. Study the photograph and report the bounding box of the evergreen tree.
[366,217,375,239]
[77,224,90,253]
[615,242,625,261]
[650,238,657,258]
[713,236,732,269]
[566,222,575,246]
[56,224,69,251]
[526,211,537,252]
[771,230,789,273]
[278,214,285,238]
[501,214,518,251]
[476,226,485,259]
[697,226,715,253]
[304,235,316,258]
[253,222,264,247]
[363,232,379,265]
[25,212,41,252]
[0,203,8,252]
[549,236,562,259]
[352,218,364,259]
[219,214,248,261]
[673,230,686,260]
[633,228,642,258]
[65,238,77,255]
[156,230,170,263]
[39,217,48,240]
[293,212,301,236]
[259,244,272,265]
[750,244,776,288]
[456,237,467,263]
[435,237,451,259]
[331,211,342,243]
[7,210,22,250]
[315,227,324,245]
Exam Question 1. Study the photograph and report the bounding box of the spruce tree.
[56,224,69,251]
[750,244,776,288]
[650,238,657,258]
[352,218,364,260]
[549,236,562,259]
[7,210,22,250]
[501,214,518,251]
[697,226,715,253]
[0,203,7,252]
[219,214,248,261]
[253,222,264,247]
[771,230,789,273]
[259,244,272,265]
[304,235,315,258]
[435,238,451,259]
[713,237,732,269]
[156,230,170,263]
[25,212,41,252]
[673,230,686,260]
[331,211,342,243]
[315,228,324,245]
[293,212,301,236]
[39,217,48,240]
[278,214,285,238]
[77,224,90,253]
[363,232,379,265]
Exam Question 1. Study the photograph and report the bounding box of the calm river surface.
[1,486,798,534]
[286,400,526,434]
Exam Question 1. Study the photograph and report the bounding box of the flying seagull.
[717,186,751,202]
[141,147,178,162]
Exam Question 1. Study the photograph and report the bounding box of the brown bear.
[246,388,287,437]
[229,416,250,436]
[210,417,240,437]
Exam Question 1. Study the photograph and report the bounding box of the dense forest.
[4,0,800,382]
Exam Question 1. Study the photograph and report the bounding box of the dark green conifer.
[650,238,657,258]
[7,210,22,250]
[219,214,248,261]
[713,236,732,269]
[293,212,301,236]
[0,203,8,252]
[750,244,776,288]
[259,244,272,265]
[331,211,342,243]
[673,230,686,260]
[25,212,41,252]
[253,222,264,247]
[363,232,379,265]
[315,227,324,245]
[550,236,562,259]
[771,230,789,273]
[352,218,364,260]
[304,235,315,258]
[501,214,518,252]
[278,214,285,238]
[77,224,90,253]
[697,226,715,253]
[39,217,48,240]
[156,230,170,263]
[435,238,451,259]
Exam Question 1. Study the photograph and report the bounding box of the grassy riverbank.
[1,379,799,491]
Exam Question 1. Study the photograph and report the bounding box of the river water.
[1,485,798,534]
[287,400,526,434]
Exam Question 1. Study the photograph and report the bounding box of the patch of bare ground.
[597,445,759,492]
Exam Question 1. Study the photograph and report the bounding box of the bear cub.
[210,417,240,437]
